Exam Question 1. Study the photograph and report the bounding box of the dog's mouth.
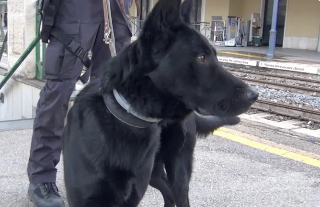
[195,99,246,118]
[217,99,231,113]
[195,107,212,116]
[195,98,232,117]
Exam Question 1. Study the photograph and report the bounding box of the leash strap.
[102,0,141,57]
[100,0,158,128]
[51,27,92,83]
[102,0,117,57]
[81,0,140,82]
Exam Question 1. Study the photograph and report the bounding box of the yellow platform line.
[218,51,287,62]
[213,127,320,168]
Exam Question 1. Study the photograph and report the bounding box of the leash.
[102,0,117,57]
[101,0,159,128]
[102,0,141,57]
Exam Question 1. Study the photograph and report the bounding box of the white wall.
[0,75,40,121]
[7,0,37,78]
[283,0,320,50]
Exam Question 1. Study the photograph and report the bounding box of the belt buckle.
[67,39,83,56]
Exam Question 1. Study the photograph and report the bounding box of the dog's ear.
[141,0,182,34]
[181,0,193,24]
[157,0,182,27]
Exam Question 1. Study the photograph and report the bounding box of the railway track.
[241,77,320,95]
[252,99,320,123]
[227,69,320,123]
[227,68,320,84]
[228,69,320,95]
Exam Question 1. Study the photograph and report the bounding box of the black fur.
[149,113,240,207]
[62,0,258,206]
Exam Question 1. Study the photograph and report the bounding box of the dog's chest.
[136,125,161,156]
[111,124,162,168]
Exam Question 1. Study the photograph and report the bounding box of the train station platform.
[0,116,319,207]
[215,46,320,75]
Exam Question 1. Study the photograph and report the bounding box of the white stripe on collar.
[113,89,162,123]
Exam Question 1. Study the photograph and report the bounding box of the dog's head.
[136,0,258,117]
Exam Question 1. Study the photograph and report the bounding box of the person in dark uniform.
[27,0,133,206]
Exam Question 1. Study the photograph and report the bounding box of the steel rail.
[228,68,320,84]
[241,77,320,94]
[252,99,320,123]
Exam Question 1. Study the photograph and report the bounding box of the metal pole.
[317,13,320,53]
[0,32,7,60]
[0,36,40,91]
[266,0,279,59]
[35,3,46,79]
[35,10,41,78]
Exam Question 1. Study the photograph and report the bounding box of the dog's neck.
[116,79,192,120]
[101,81,191,124]
[101,43,192,122]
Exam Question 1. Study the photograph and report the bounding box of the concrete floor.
[0,118,319,207]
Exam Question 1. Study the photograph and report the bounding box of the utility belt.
[37,0,92,83]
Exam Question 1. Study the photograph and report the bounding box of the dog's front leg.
[120,148,159,207]
[164,136,196,207]
[150,160,175,207]
[165,154,192,207]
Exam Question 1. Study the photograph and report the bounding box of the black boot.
[28,182,65,207]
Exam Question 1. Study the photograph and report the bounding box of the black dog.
[148,1,242,206]
[62,0,259,206]
[149,113,240,207]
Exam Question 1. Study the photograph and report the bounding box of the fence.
[191,22,213,42]
[130,19,214,43]
[0,2,45,92]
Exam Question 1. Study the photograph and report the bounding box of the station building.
[130,0,320,52]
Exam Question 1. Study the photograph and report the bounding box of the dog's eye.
[197,54,206,63]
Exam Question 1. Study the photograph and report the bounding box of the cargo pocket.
[44,21,80,80]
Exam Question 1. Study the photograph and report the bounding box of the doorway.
[262,0,287,47]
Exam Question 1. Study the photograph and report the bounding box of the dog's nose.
[244,87,259,103]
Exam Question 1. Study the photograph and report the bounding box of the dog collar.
[102,89,162,128]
